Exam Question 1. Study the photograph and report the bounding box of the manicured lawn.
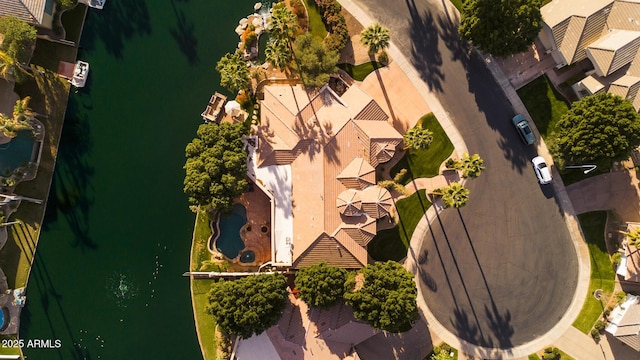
[368,190,431,261]
[191,209,213,271]
[516,75,570,142]
[302,0,327,39]
[337,62,383,81]
[572,211,616,334]
[390,113,454,185]
[192,279,218,360]
[450,0,463,11]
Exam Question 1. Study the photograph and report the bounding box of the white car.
[532,156,552,184]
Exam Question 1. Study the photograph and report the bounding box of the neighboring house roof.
[587,30,640,76]
[541,0,614,64]
[234,332,282,360]
[610,75,640,109]
[252,83,402,268]
[606,294,640,351]
[0,0,47,25]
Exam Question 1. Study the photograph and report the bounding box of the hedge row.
[314,0,349,52]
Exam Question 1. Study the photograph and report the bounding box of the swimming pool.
[0,131,35,177]
[0,307,8,331]
[213,203,247,259]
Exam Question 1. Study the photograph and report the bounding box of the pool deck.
[226,183,272,270]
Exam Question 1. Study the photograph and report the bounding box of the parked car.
[512,114,536,145]
[532,156,552,184]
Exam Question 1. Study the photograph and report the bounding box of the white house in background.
[0,0,56,29]
[539,0,640,109]
[606,294,640,351]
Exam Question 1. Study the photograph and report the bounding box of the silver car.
[532,156,552,184]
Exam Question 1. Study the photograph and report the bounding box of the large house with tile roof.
[539,0,640,109]
[245,82,403,269]
[0,0,56,29]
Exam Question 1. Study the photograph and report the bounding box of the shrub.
[591,328,601,341]
[541,347,560,360]
[616,291,627,305]
[612,252,622,268]
[594,320,606,332]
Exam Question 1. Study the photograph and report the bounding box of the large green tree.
[183,122,248,213]
[207,273,288,339]
[216,50,250,94]
[343,261,418,332]
[293,33,339,87]
[265,38,292,72]
[550,93,640,169]
[0,16,36,63]
[294,262,347,308]
[360,23,390,55]
[459,0,542,57]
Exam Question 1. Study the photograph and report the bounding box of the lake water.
[22,0,255,358]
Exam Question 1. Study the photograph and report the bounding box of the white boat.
[87,0,105,9]
[71,61,89,88]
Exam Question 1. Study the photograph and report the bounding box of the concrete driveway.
[349,0,579,352]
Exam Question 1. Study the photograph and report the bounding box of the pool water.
[0,131,35,176]
[215,203,247,259]
[239,250,255,263]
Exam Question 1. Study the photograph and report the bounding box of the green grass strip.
[192,279,218,360]
[516,75,569,142]
[302,0,327,39]
[337,61,384,81]
[390,113,454,185]
[368,189,431,261]
[572,211,615,334]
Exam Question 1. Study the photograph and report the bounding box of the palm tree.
[216,50,250,94]
[0,97,34,138]
[269,4,300,44]
[432,182,470,209]
[360,23,391,55]
[459,153,485,178]
[265,38,292,72]
[620,228,640,247]
[0,49,31,82]
[403,126,433,151]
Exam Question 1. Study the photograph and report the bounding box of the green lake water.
[22,0,256,358]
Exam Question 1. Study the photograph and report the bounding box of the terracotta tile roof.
[336,189,362,216]
[336,157,375,189]
[257,84,402,269]
[354,100,389,121]
[360,186,393,219]
[0,0,47,24]
[293,233,364,268]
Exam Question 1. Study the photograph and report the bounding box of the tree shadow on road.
[404,0,444,92]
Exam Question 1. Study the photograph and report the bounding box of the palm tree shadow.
[169,0,199,65]
[404,0,445,91]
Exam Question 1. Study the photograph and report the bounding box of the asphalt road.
[355,0,580,348]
